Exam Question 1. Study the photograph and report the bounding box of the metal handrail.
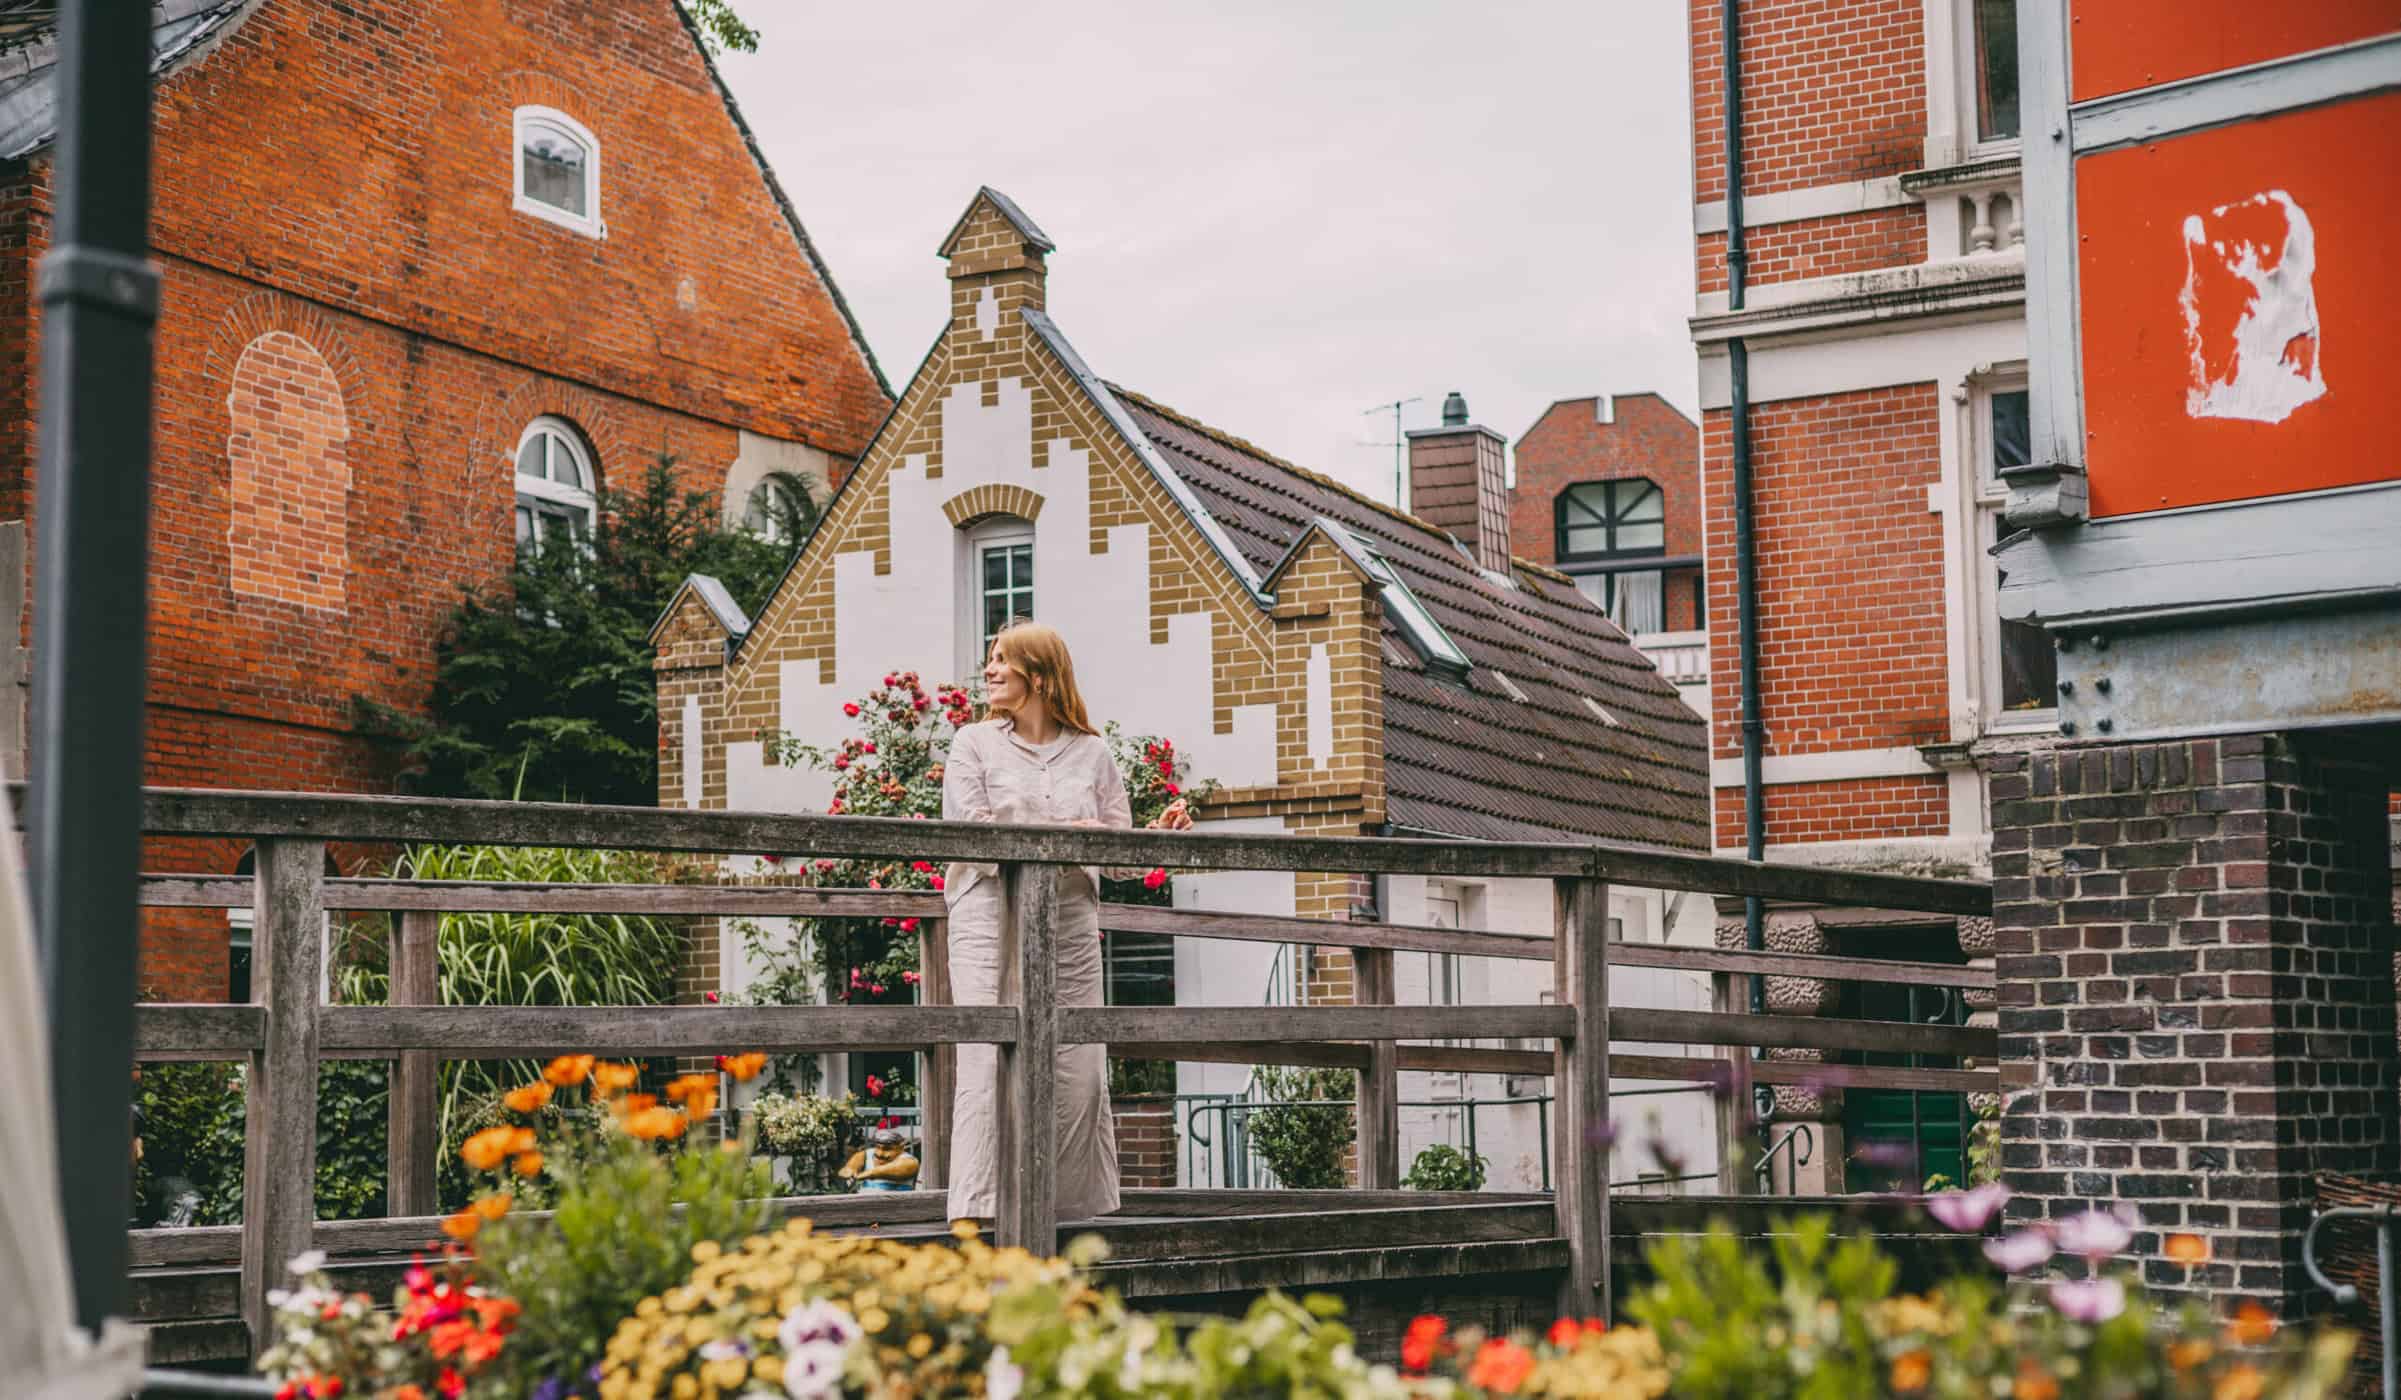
[2303,1203,2397,1400]
[1753,1122,1816,1196]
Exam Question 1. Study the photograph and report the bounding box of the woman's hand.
[1147,798,1193,831]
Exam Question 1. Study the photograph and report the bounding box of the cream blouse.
[939,719,1136,907]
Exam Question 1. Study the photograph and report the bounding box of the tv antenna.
[1361,396,1422,509]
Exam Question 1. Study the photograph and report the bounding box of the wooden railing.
[126,788,1994,1348]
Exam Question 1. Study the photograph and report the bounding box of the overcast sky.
[716,2,1697,507]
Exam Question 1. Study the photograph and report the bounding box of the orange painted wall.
[2070,0,2401,102]
[2074,92,2401,518]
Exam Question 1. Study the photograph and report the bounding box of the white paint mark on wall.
[973,287,998,339]
[681,695,702,809]
[2179,189,2326,425]
[1304,642,1333,769]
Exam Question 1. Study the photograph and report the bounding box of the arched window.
[512,106,603,237]
[1555,479,1664,561]
[514,417,596,554]
[956,515,1034,678]
[740,472,817,546]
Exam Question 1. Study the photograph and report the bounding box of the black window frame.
[1554,478,1667,564]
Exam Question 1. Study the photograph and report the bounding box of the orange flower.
[1465,1338,1535,1393]
[2214,1364,2266,1400]
[441,1208,481,1242]
[507,1127,535,1154]
[471,1296,520,1329]
[512,1150,544,1178]
[2014,1359,2061,1400]
[618,1093,659,1114]
[2224,1300,2277,1346]
[1401,1315,1447,1374]
[460,1127,519,1172]
[541,1055,594,1087]
[592,1061,640,1095]
[683,1086,719,1122]
[503,1082,553,1114]
[718,1052,768,1082]
[666,1072,716,1103]
[472,1192,513,1221]
[392,1388,427,1400]
[623,1105,687,1140]
[1546,1317,1583,1349]
[1890,1349,1932,1393]
[2164,1232,2209,1264]
[2169,1338,2215,1371]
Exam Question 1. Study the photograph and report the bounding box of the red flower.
[913,696,931,710]
[436,1369,464,1400]
[1467,1338,1535,1392]
[912,860,935,873]
[878,1116,895,1129]
[1547,1317,1583,1348]
[703,991,720,1004]
[843,702,861,717]
[1143,868,1168,891]
[1164,782,1180,797]
[902,970,920,985]
[866,1074,886,1099]
[930,873,945,890]
[883,673,898,687]
[863,741,877,754]
[900,917,920,932]
[1401,1316,1448,1374]
[833,756,849,770]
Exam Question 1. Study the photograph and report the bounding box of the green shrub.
[1247,1065,1355,1189]
[133,1060,392,1224]
[1402,1142,1488,1192]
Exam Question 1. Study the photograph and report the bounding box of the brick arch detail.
[199,292,369,425]
[940,483,1045,529]
[499,70,588,123]
[471,375,635,525]
[226,330,352,613]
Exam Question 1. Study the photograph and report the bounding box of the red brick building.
[1507,393,1702,636]
[1688,0,2036,1189]
[0,0,890,999]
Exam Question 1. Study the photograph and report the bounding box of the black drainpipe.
[1723,0,1767,1014]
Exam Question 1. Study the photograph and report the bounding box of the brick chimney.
[1406,390,1511,573]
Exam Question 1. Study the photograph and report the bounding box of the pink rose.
[902,971,920,985]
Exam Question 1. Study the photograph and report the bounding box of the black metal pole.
[1722,0,1767,1013]
[28,0,160,1333]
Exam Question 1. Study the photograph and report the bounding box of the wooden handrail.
[127,787,1989,914]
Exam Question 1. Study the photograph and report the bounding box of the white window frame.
[1966,366,2056,734]
[515,416,597,554]
[1924,0,2024,167]
[512,105,604,239]
[957,516,1035,680]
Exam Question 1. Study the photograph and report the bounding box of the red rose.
[863,741,876,753]
[1143,868,1168,891]
[912,860,934,873]
[900,917,920,932]
[1401,1316,1448,1374]
[703,991,720,1004]
[1164,782,1180,796]
[866,1074,885,1099]
[843,702,861,717]
[930,874,945,890]
[833,756,849,770]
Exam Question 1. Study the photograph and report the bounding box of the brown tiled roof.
[1114,389,1710,850]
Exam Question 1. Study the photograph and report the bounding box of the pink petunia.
[2055,1207,2136,1260]
[1983,1229,2056,1274]
[2048,1276,2126,1324]
[1925,1183,2011,1233]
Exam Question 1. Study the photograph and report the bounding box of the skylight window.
[1360,549,1470,677]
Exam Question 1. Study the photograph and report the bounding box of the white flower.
[985,1345,1024,1400]
[781,1341,848,1400]
[285,1250,328,1277]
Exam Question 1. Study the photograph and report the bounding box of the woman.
[939,620,1190,1223]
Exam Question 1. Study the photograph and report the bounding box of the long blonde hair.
[983,621,1097,736]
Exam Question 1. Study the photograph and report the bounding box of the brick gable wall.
[1690,0,1926,205]
[1507,394,1703,632]
[0,0,891,998]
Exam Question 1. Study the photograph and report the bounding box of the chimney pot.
[1441,390,1468,426]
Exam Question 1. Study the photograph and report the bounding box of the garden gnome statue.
[839,1126,920,1193]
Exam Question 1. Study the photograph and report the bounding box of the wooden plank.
[242,838,325,1352]
[129,1225,245,1269]
[1094,1201,1555,1263]
[1553,876,1610,1316]
[1061,1004,1575,1046]
[317,1004,1018,1055]
[1611,1006,1995,1058]
[134,1004,265,1057]
[1109,1040,1372,1071]
[918,916,953,1190]
[1097,1236,1572,1301]
[387,910,440,1219]
[994,863,1057,1254]
[142,874,1995,984]
[1116,1187,1548,1217]
[1352,946,1400,1190]
[127,788,1991,913]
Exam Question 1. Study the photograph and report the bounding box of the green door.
[1842,980,1968,1192]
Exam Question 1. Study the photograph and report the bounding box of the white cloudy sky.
[716,1,1697,506]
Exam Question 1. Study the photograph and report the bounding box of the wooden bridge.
[123,789,1996,1363]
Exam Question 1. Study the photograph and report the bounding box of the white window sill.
[513,193,605,240]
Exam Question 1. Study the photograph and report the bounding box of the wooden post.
[993,863,1057,1254]
[386,909,439,1217]
[242,838,325,1350]
[1711,972,1753,1196]
[1353,946,1401,1189]
[1552,876,1611,1316]
[917,915,954,1189]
